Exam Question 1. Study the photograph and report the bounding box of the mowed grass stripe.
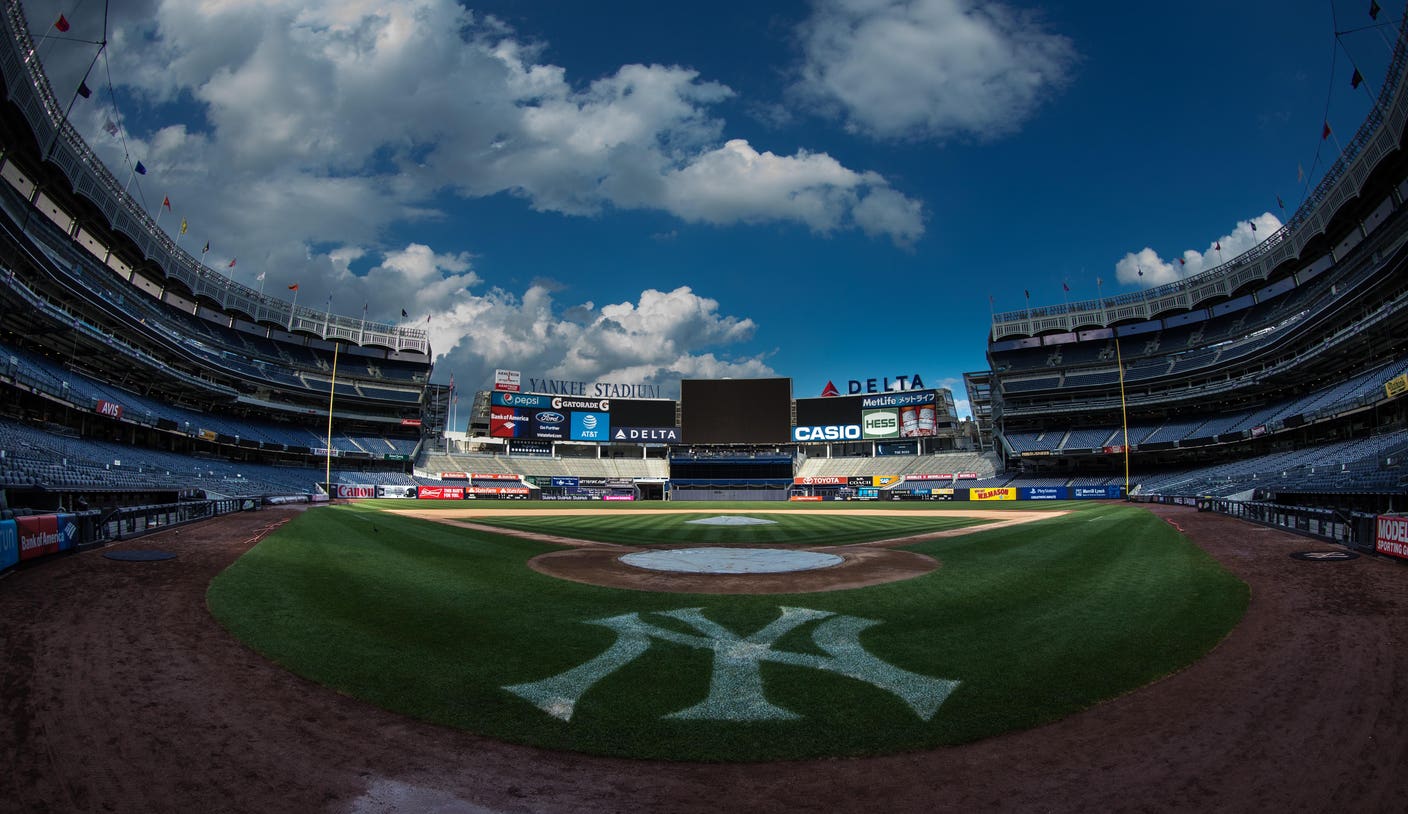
[465,511,989,546]
[208,501,1246,761]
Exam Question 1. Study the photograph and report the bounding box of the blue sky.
[24,0,1404,423]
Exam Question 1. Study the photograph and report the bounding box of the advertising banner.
[467,486,533,496]
[970,487,1016,501]
[0,519,17,571]
[399,418,422,427]
[1385,373,1408,400]
[861,409,900,439]
[906,474,954,481]
[610,427,681,443]
[473,473,522,481]
[529,408,570,440]
[95,400,124,419]
[492,391,553,409]
[376,485,418,499]
[55,513,76,551]
[1019,486,1069,501]
[335,484,376,499]
[859,389,936,409]
[17,514,60,561]
[788,495,824,502]
[440,472,469,480]
[1376,515,1408,560]
[602,494,635,501]
[570,411,611,442]
[1102,445,1126,454]
[551,476,580,488]
[494,368,522,392]
[417,485,465,500]
[1072,486,1123,499]
[956,472,979,480]
[794,476,847,485]
[871,475,901,487]
[792,424,862,442]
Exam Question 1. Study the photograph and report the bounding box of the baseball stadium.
[2,1,1408,812]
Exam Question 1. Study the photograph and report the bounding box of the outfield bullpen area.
[207,500,1245,761]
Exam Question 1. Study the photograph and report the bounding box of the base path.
[2,504,1406,813]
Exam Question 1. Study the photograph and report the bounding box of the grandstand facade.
[0,0,436,509]
[969,15,1408,509]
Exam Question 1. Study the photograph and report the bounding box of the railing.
[0,1,428,355]
[992,15,1408,339]
[102,497,258,542]
[1133,495,1378,548]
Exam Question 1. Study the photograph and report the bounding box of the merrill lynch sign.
[506,371,664,399]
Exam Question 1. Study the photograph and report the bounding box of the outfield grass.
[207,500,1247,761]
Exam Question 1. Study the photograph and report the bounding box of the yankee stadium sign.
[520,374,663,399]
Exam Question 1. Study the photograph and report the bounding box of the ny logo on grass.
[504,606,959,723]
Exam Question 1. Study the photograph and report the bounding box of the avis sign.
[505,606,959,723]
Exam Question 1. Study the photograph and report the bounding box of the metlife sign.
[792,424,862,442]
[861,409,900,439]
[860,390,937,409]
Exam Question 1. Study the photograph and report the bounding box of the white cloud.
[792,0,1076,141]
[1115,212,1283,288]
[39,0,924,251]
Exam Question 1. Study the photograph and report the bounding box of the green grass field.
[206,500,1247,761]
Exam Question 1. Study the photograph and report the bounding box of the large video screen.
[611,398,677,429]
[793,390,942,442]
[680,377,792,444]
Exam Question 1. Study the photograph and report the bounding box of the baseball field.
[206,499,1247,761]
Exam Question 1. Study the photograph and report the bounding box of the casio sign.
[535,411,565,424]
[792,425,862,442]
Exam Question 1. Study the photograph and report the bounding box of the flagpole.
[288,287,300,330]
[325,342,340,493]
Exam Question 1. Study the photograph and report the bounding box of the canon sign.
[792,424,862,442]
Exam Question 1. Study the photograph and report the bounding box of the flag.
[1096,277,1103,287]
[401,308,408,318]
[77,81,90,99]
[1023,289,1030,299]
[179,218,187,235]
[256,271,265,282]
[1322,121,1332,140]
[288,283,299,291]
[1352,68,1365,89]
[228,258,236,268]
[103,119,118,137]
[1179,257,1186,266]
[1137,266,1143,277]
[162,196,170,210]
[1297,163,1305,183]
[54,14,69,32]
[1250,221,1257,232]
[134,161,146,175]
[1371,0,1382,20]
[1062,281,1069,292]
[202,241,209,254]
[1215,241,1222,251]
[1276,195,1285,209]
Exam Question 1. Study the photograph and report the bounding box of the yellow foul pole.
[1115,337,1130,498]
[325,342,340,492]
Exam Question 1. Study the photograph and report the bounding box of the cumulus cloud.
[34,0,923,250]
[792,0,1077,141]
[1114,212,1283,288]
[423,281,773,397]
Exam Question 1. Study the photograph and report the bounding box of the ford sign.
[535,411,565,424]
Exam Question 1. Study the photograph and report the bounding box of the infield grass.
[207,500,1247,761]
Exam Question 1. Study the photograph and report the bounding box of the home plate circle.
[620,547,844,574]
